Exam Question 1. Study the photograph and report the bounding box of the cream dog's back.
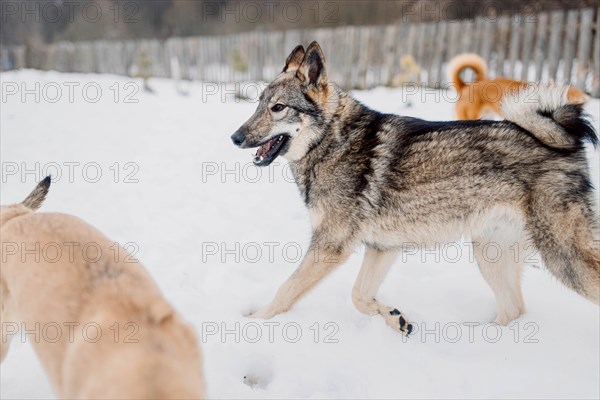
[1,180,205,399]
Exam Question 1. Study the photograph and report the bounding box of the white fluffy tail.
[502,85,597,150]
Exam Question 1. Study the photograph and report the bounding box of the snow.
[1,70,599,399]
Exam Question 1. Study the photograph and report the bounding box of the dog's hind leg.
[472,237,525,325]
[472,208,527,325]
[352,247,413,334]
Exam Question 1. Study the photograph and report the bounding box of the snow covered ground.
[1,70,599,399]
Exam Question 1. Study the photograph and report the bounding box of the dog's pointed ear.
[22,176,51,211]
[282,45,305,73]
[296,41,327,87]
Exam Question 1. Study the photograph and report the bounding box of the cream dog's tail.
[447,53,488,90]
[1,176,51,226]
[22,176,51,210]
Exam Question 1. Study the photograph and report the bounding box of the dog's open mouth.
[253,134,289,166]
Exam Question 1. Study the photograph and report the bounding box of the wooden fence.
[2,7,599,96]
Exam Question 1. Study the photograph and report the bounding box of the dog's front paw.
[385,308,414,336]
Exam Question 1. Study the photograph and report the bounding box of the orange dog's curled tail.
[447,53,488,90]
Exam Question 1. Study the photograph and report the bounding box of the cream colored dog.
[1,177,205,399]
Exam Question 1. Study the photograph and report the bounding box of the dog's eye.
[271,104,286,112]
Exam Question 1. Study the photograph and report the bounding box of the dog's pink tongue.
[256,138,274,157]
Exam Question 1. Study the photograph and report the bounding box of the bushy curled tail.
[502,85,598,150]
[447,53,488,91]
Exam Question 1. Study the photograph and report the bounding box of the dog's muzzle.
[231,125,290,167]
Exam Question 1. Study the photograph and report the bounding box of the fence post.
[576,8,594,89]
[562,9,579,83]
[430,20,447,87]
[508,16,521,78]
[592,9,600,97]
[533,12,548,82]
[520,12,536,81]
[547,10,565,83]
[494,15,511,78]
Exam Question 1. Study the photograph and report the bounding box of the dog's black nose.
[231,128,247,146]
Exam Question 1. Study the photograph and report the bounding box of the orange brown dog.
[448,53,589,120]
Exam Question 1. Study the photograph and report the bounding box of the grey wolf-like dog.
[231,42,599,333]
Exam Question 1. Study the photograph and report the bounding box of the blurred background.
[1,0,599,94]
